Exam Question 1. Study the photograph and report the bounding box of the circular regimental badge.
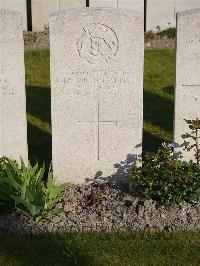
[77,23,119,65]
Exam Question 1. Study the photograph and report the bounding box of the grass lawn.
[0,231,200,265]
[25,48,175,168]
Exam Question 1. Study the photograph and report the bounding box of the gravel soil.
[1,184,200,234]
[23,30,175,50]
[145,35,175,49]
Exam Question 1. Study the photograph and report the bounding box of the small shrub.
[160,27,176,39]
[0,158,67,220]
[129,146,200,205]
[145,30,157,40]
[129,119,200,205]
[24,32,39,46]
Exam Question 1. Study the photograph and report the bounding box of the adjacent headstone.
[32,0,86,31]
[174,9,200,161]
[60,0,85,9]
[32,0,58,31]
[118,0,144,13]
[146,0,175,31]
[90,0,117,8]
[50,8,143,183]
[0,9,28,162]
[0,0,27,30]
[175,0,200,14]
[90,0,144,12]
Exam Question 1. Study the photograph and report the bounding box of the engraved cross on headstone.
[77,101,117,160]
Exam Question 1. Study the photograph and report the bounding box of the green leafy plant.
[181,118,200,168]
[0,162,16,212]
[160,27,176,39]
[0,157,67,220]
[129,146,200,205]
[129,119,200,205]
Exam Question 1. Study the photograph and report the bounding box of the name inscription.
[184,23,200,44]
[53,70,135,85]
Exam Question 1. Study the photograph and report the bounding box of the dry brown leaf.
[64,202,74,213]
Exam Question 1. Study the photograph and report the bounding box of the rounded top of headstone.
[49,7,143,19]
[177,8,200,18]
[0,9,22,17]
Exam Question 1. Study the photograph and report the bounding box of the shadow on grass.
[1,231,200,266]
[162,86,174,96]
[27,122,52,168]
[144,89,174,134]
[26,86,52,167]
[143,129,164,153]
[0,233,71,266]
[26,85,51,124]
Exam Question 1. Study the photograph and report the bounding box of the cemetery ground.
[1,48,200,264]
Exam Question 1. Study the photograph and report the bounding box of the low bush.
[160,27,176,39]
[129,119,200,205]
[129,147,200,204]
[0,158,66,220]
[145,30,157,40]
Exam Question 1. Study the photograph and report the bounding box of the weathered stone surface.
[0,9,28,162]
[0,0,27,30]
[174,9,200,161]
[50,8,143,183]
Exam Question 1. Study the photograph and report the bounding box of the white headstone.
[174,9,200,161]
[146,0,175,31]
[32,0,58,31]
[175,0,200,14]
[0,9,28,162]
[60,0,85,9]
[50,8,143,183]
[32,0,86,31]
[90,0,143,12]
[0,0,27,30]
[90,0,117,8]
[118,0,144,13]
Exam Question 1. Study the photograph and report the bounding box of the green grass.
[144,49,175,151]
[25,50,51,167]
[0,231,200,265]
[25,48,175,167]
